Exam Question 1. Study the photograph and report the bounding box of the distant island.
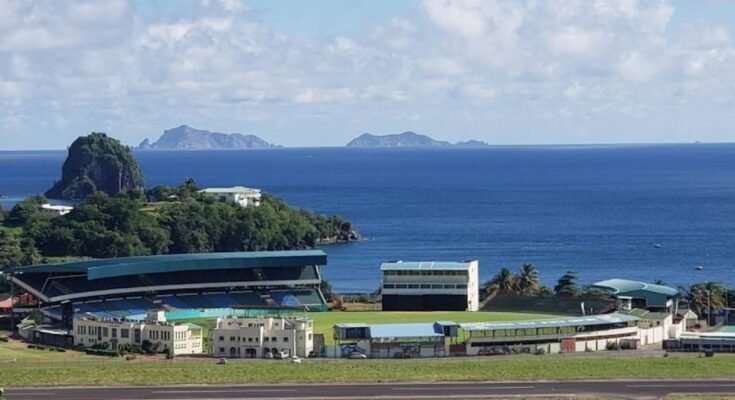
[139,125,278,150]
[346,131,490,148]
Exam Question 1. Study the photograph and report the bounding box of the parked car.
[290,357,302,364]
[273,351,289,360]
[349,352,367,359]
[264,352,274,359]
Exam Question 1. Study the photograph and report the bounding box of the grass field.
[0,339,97,363]
[3,353,735,386]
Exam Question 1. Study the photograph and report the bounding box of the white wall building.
[72,311,203,355]
[381,260,479,311]
[208,316,313,359]
[39,203,73,216]
[200,186,262,208]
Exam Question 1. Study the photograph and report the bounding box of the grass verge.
[3,354,735,387]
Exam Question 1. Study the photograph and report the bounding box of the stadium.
[8,250,329,328]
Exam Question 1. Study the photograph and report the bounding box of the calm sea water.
[1,145,735,291]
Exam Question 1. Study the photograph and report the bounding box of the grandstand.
[8,250,329,326]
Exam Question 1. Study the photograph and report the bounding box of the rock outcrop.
[45,133,144,200]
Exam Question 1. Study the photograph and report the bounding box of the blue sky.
[1,0,735,149]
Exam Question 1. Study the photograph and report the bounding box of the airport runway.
[7,380,735,400]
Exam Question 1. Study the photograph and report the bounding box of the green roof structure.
[460,313,640,331]
[592,278,678,308]
[8,250,327,280]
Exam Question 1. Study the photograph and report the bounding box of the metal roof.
[592,279,678,297]
[368,323,444,338]
[380,261,475,271]
[623,309,670,321]
[334,323,369,329]
[200,186,260,194]
[8,250,327,280]
[460,313,640,331]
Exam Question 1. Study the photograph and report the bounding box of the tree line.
[483,264,734,319]
[0,180,355,270]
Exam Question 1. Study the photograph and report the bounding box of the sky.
[1,0,735,149]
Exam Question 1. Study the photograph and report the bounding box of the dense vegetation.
[0,180,355,267]
[45,133,144,199]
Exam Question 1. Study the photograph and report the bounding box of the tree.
[516,264,541,296]
[484,268,518,295]
[0,204,5,222]
[320,279,334,302]
[8,195,47,224]
[554,271,580,298]
[686,281,727,323]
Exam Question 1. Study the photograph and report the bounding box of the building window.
[230,336,236,341]
[219,336,224,341]
[383,284,395,289]
[407,284,419,289]
[271,337,277,343]
[420,284,431,289]
[111,328,117,338]
[248,338,253,342]
[219,348,225,354]
[264,337,269,342]
[121,329,129,339]
[283,337,289,342]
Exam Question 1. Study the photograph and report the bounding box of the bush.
[606,341,619,351]
[0,336,8,343]
[535,347,546,355]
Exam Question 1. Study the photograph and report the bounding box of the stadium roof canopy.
[460,313,640,332]
[7,250,327,280]
[380,260,475,271]
[592,279,678,297]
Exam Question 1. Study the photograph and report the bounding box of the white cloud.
[0,0,734,148]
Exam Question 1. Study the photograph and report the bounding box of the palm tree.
[517,263,541,296]
[554,271,580,298]
[687,281,727,323]
[484,268,518,296]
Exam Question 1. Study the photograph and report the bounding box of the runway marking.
[392,386,535,391]
[153,389,298,394]
[10,393,56,397]
[627,384,735,388]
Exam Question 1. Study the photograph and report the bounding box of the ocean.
[1,144,735,291]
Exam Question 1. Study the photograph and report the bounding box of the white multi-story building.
[39,203,74,216]
[72,311,203,355]
[381,260,479,311]
[208,316,313,359]
[199,186,262,208]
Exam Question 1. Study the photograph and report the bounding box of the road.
[6,380,735,400]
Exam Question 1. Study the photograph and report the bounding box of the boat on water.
[695,265,704,271]
[652,243,661,248]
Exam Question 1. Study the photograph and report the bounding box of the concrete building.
[39,203,73,216]
[459,314,643,355]
[72,311,203,355]
[200,186,262,208]
[380,260,479,311]
[333,321,458,358]
[208,316,314,359]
